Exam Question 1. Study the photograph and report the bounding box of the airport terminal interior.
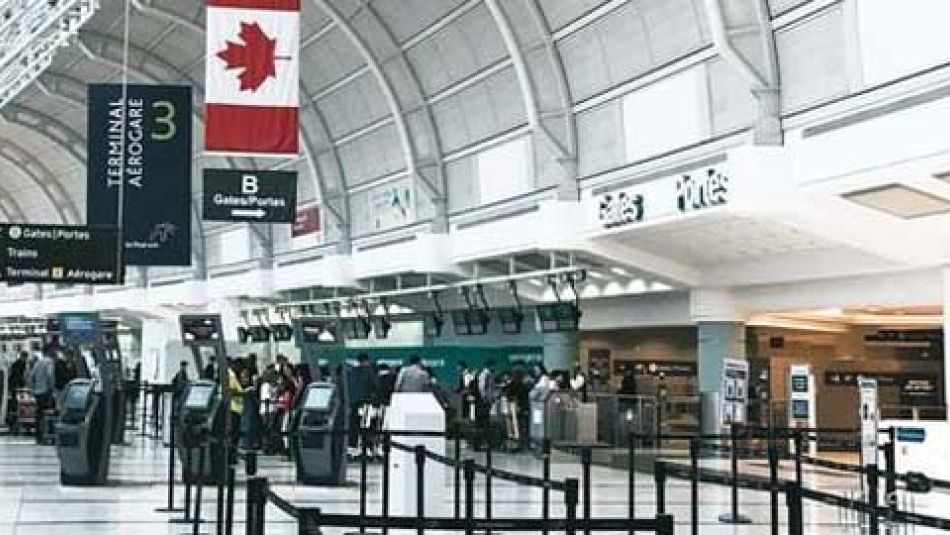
[3,0,950,534]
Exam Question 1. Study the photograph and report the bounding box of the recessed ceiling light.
[842,184,950,219]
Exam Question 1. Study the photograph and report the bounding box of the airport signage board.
[180,314,223,344]
[613,359,697,377]
[0,224,122,285]
[589,164,730,231]
[858,377,879,466]
[720,358,749,426]
[87,84,192,266]
[203,169,298,223]
[58,312,102,346]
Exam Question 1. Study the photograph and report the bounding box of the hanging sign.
[0,224,122,284]
[205,0,300,155]
[292,206,321,237]
[86,84,192,266]
[203,169,297,223]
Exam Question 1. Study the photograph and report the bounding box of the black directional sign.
[203,169,297,223]
[0,224,122,285]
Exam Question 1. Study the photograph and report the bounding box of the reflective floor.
[0,431,946,534]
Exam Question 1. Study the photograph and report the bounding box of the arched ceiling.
[2,0,721,246]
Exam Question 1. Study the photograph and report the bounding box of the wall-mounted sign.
[87,84,192,266]
[587,164,730,231]
[0,224,122,285]
[203,169,297,223]
[677,167,729,213]
[294,318,341,347]
[597,191,643,229]
[720,358,749,426]
[293,206,321,237]
[372,184,411,230]
[588,348,612,380]
[614,360,697,377]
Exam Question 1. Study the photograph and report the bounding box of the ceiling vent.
[842,184,950,219]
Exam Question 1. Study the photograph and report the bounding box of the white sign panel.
[587,164,730,231]
[859,377,879,466]
[720,358,749,426]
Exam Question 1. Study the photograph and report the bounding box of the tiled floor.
[0,431,945,534]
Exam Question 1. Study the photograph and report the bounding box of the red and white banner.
[205,0,300,156]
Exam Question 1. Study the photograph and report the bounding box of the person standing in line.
[7,351,27,427]
[26,350,55,444]
[394,355,430,393]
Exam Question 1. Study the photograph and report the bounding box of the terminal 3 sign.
[592,164,730,230]
[0,224,122,285]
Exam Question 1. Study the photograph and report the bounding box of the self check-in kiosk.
[294,381,347,485]
[56,379,110,485]
[788,364,817,455]
[179,380,226,485]
[178,315,230,486]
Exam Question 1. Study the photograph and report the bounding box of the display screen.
[791,399,810,419]
[180,315,222,342]
[185,385,214,409]
[64,383,91,410]
[304,386,335,410]
[791,375,809,393]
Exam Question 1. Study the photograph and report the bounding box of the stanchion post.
[581,447,592,535]
[786,481,803,535]
[718,425,751,524]
[542,438,551,535]
[464,460,475,535]
[628,432,636,535]
[414,445,425,535]
[768,437,779,535]
[794,430,803,488]
[381,433,391,535]
[193,447,206,535]
[454,421,462,520]
[884,427,897,526]
[656,514,675,535]
[485,426,493,530]
[140,382,149,438]
[689,438,699,535]
[156,405,183,513]
[182,446,194,523]
[360,430,368,535]
[565,478,579,535]
[867,463,880,535]
[246,477,266,535]
[653,460,666,516]
[225,466,235,535]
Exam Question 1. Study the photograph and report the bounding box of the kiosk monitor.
[304,387,334,410]
[185,384,214,409]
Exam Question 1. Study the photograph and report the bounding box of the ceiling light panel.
[842,184,950,219]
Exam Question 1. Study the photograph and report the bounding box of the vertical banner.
[87,84,192,266]
[205,0,300,156]
[720,358,749,427]
[858,377,879,467]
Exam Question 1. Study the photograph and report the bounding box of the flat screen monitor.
[791,399,809,419]
[304,386,335,410]
[791,375,808,393]
[537,302,581,332]
[185,385,214,409]
[64,382,91,411]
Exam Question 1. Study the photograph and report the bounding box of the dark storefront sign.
[87,84,192,266]
[825,371,940,404]
[0,224,122,285]
[180,315,223,343]
[203,169,298,223]
[614,359,696,377]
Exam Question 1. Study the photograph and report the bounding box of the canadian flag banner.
[205,0,300,156]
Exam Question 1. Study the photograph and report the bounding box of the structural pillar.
[543,331,578,372]
[691,288,747,435]
[943,267,950,420]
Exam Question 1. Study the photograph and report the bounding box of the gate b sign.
[203,169,298,223]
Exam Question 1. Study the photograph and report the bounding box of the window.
[475,136,533,205]
[622,66,709,161]
[856,1,950,86]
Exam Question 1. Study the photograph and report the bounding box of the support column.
[943,267,950,420]
[543,331,578,372]
[691,289,747,435]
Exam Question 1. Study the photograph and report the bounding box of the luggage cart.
[15,388,36,435]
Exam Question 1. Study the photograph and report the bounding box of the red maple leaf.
[216,22,285,92]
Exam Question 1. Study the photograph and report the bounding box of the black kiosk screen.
[791,400,810,419]
[791,375,808,393]
[186,386,214,409]
[304,387,334,410]
[64,384,91,410]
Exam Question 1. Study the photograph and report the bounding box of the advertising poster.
[87,84,192,266]
[858,377,879,466]
[720,358,749,426]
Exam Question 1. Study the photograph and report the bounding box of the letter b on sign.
[242,174,259,195]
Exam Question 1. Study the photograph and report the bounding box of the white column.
[943,267,950,420]
[691,288,747,435]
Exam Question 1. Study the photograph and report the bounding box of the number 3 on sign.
[152,101,176,141]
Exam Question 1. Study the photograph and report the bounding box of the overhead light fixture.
[587,270,608,280]
[842,184,950,219]
[610,266,630,277]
